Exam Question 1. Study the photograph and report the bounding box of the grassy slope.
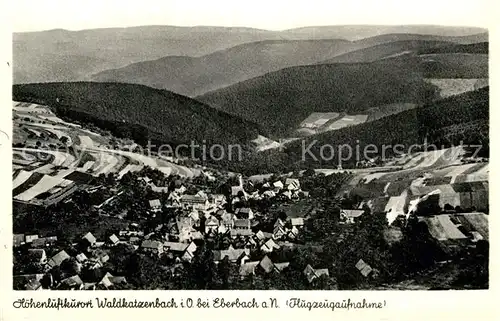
[12,82,263,146]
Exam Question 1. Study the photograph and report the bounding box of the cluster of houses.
[13,231,127,290]
[14,174,337,289]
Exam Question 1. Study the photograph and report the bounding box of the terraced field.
[12,100,199,205]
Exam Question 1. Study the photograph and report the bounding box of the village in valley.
[12,100,489,291]
[10,19,490,292]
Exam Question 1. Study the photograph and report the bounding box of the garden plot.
[445,164,480,183]
[323,114,369,131]
[24,127,42,137]
[413,149,449,169]
[13,148,76,167]
[300,112,341,129]
[14,174,73,202]
[360,172,387,184]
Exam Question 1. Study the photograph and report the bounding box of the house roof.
[263,238,279,250]
[214,248,249,261]
[13,234,25,245]
[291,218,304,226]
[259,255,274,273]
[273,181,284,188]
[355,259,373,277]
[149,199,161,208]
[99,272,114,288]
[234,219,250,228]
[109,234,119,244]
[303,264,317,283]
[181,194,208,203]
[206,216,219,226]
[48,250,70,267]
[315,269,329,278]
[82,232,96,244]
[164,242,189,252]
[285,178,300,185]
[341,209,364,218]
[188,211,200,221]
[239,261,259,276]
[274,218,285,227]
[230,229,254,237]
[141,240,162,249]
[221,212,235,223]
[28,249,45,260]
[60,275,83,288]
[31,236,57,247]
[263,190,276,197]
[25,279,42,290]
[76,253,88,262]
[274,262,290,272]
[231,186,246,196]
[255,230,271,240]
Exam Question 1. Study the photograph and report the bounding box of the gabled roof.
[59,275,83,288]
[109,234,119,244]
[230,229,254,237]
[149,199,161,208]
[255,230,272,241]
[213,248,249,261]
[231,186,246,196]
[181,194,208,203]
[239,261,259,276]
[206,216,219,226]
[48,250,70,268]
[234,219,250,228]
[315,268,329,278]
[355,259,373,277]
[341,209,364,218]
[164,242,189,252]
[262,238,280,251]
[235,207,253,214]
[13,234,25,246]
[82,232,96,244]
[221,212,235,223]
[141,240,162,249]
[291,218,304,226]
[303,264,316,283]
[273,181,284,188]
[259,255,274,273]
[285,178,300,185]
[76,253,88,263]
[274,218,285,228]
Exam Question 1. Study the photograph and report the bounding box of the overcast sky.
[11,0,491,32]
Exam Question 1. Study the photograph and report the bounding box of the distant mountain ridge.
[14,25,487,86]
[90,33,487,96]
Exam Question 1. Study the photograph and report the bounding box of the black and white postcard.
[1,0,496,320]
